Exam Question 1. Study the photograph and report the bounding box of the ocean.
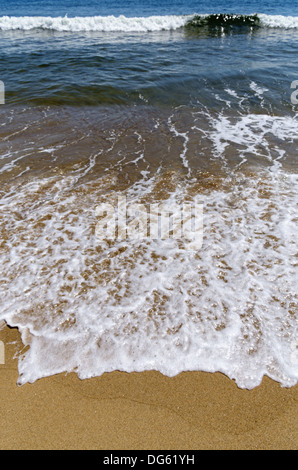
[0,0,297,389]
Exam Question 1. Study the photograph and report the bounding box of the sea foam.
[0,14,297,32]
[0,110,297,389]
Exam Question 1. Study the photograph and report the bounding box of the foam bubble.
[0,110,297,389]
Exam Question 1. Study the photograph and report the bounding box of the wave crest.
[0,13,297,33]
[0,14,190,32]
[185,14,261,30]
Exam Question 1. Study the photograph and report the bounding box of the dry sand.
[0,324,297,450]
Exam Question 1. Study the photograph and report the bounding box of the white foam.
[0,112,297,389]
[168,113,190,174]
[259,14,298,29]
[0,14,297,32]
[250,81,269,97]
[0,14,192,32]
[203,112,298,168]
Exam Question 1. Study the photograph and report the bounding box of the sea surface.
[0,0,297,388]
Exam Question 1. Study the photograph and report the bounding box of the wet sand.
[0,325,297,450]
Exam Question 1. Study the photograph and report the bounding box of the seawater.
[0,0,297,388]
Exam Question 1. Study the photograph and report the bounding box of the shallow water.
[0,0,297,388]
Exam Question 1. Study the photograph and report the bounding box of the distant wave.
[0,14,191,32]
[186,13,298,30]
[0,14,297,32]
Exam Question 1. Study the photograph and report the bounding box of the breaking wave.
[0,13,297,33]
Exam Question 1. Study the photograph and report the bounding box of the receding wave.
[0,13,297,32]
[0,105,297,389]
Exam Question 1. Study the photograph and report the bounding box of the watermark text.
[0,81,4,105]
[291,80,298,105]
[95,197,204,250]
[0,341,4,364]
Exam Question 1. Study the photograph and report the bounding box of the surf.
[0,13,298,32]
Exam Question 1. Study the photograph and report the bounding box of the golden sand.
[0,325,297,450]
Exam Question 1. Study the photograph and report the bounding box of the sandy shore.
[0,324,297,450]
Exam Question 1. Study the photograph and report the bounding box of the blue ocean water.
[0,0,296,17]
[0,0,297,107]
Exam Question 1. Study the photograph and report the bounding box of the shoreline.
[0,325,297,450]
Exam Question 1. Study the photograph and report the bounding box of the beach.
[0,0,297,451]
[1,324,297,450]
